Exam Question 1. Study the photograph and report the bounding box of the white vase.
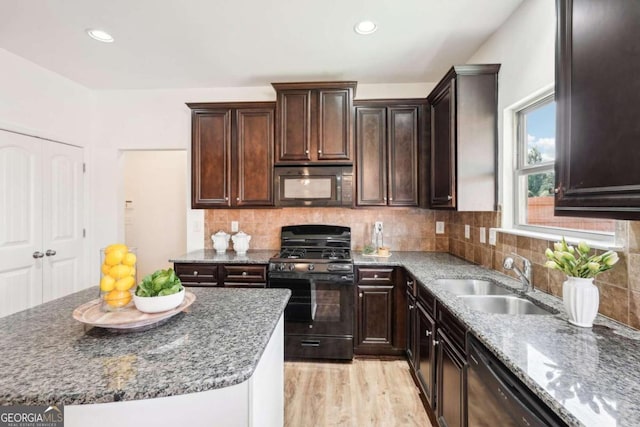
[562,277,599,327]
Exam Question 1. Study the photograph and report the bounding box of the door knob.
[45,249,57,256]
[32,251,44,259]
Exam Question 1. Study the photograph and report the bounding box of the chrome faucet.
[503,253,533,292]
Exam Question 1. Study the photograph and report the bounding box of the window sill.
[495,228,622,251]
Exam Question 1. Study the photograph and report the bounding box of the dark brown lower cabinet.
[356,284,393,348]
[416,302,436,407]
[354,266,406,356]
[174,262,267,288]
[437,329,467,427]
[406,292,417,370]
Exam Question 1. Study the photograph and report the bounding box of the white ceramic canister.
[231,231,252,255]
[212,230,231,254]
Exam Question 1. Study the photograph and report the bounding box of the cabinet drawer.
[357,267,394,285]
[418,284,436,317]
[222,265,267,282]
[174,263,218,285]
[285,335,353,360]
[437,302,467,353]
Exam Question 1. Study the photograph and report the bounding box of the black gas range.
[268,225,354,360]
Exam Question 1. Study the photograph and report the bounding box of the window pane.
[525,101,556,165]
[522,172,615,233]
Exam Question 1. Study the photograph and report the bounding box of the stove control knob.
[288,264,296,271]
[277,263,285,271]
[308,264,315,271]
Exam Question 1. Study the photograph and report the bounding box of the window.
[513,93,615,238]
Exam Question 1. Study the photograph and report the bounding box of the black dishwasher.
[467,336,567,427]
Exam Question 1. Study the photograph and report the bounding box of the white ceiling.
[0,0,523,90]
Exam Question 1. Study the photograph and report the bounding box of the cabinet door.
[356,284,394,349]
[406,293,417,369]
[388,107,419,206]
[0,131,43,317]
[317,89,352,161]
[275,90,312,163]
[416,303,436,407]
[356,107,387,206]
[234,108,274,207]
[191,110,232,207]
[437,330,467,427]
[430,81,456,209]
[555,0,640,219]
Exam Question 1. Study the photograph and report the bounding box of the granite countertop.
[169,249,276,264]
[355,251,640,427]
[0,287,290,406]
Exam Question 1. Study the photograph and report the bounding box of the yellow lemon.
[104,289,131,307]
[101,263,111,275]
[109,264,131,279]
[129,267,136,277]
[122,252,137,266]
[105,250,125,266]
[105,243,128,254]
[115,276,135,291]
[100,275,116,292]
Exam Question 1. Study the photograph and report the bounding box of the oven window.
[315,289,341,322]
[283,177,333,199]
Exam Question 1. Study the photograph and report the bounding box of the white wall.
[466,0,556,217]
[0,48,93,146]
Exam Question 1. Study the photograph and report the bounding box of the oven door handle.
[300,340,321,347]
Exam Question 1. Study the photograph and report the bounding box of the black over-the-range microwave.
[274,166,353,207]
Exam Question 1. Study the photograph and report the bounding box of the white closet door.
[0,130,44,317]
[42,141,84,302]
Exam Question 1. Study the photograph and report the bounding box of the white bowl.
[134,289,185,314]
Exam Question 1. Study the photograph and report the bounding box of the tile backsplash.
[204,207,449,253]
[204,207,639,330]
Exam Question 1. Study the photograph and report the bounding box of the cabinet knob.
[389,197,393,201]
[407,280,413,286]
[383,197,387,201]
[193,271,198,276]
[45,249,56,256]
[242,271,248,276]
[425,330,432,337]
[32,251,44,259]
[373,274,378,279]
[447,195,453,201]
[305,150,309,154]
[225,197,229,201]
[433,339,440,346]
[318,150,322,154]
[236,197,240,201]
[359,292,363,298]
[554,187,560,194]
[409,304,414,310]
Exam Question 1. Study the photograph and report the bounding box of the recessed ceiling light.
[86,28,114,43]
[354,20,377,35]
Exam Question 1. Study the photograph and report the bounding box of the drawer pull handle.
[301,340,320,347]
[373,274,378,279]
[242,271,248,276]
[193,271,198,276]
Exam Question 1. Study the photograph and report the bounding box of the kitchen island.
[0,286,290,427]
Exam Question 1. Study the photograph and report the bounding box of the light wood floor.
[284,359,433,427]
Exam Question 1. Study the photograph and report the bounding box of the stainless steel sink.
[434,279,513,296]
[458,295,553,315]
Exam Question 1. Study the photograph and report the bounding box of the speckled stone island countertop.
[355,252,640,427]
[0,287,290,406]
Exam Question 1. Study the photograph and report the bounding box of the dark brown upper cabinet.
[355,99,428,207]
[272,82,356,165]
[555,0,640,219]
[427,64,500,211]
[188,102,275,208]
